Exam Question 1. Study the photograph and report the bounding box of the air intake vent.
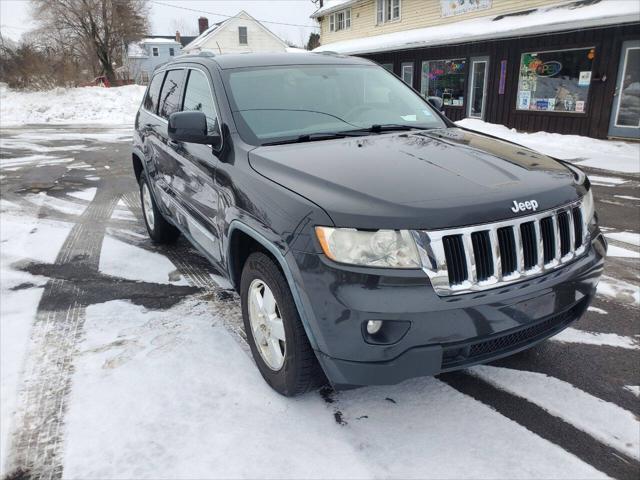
[520,221,538,270]
[557,211,571,257]
[497,227,517,275]
[471,231,493,281]
[443,235,467,285]
[572,207,583,250]
[540,217,556,264]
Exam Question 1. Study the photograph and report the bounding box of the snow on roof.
[315,0,640,55]
[310,0,356,18]
[127,42,148,58]
[139,37,180,44]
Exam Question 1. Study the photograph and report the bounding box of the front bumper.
[288,233,606,388]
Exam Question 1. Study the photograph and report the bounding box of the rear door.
[138,71,166,189]
[166,67,224,265]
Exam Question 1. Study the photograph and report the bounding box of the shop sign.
[535,61,563,77]
[499,60,507,95]
[440,0,492,17]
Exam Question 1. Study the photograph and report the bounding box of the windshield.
[224,64,447,144]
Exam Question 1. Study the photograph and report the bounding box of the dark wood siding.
[363,23,640,139]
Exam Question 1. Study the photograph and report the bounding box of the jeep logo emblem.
[511,200,539,213]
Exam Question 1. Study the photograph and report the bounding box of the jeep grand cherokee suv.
[132,52,606,396]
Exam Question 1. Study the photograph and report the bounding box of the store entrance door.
[609,40,640,139]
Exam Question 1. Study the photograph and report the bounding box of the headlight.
[315,227,420,268]
[582,188,595,224]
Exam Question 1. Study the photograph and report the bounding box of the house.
[183,11,289,54]
[124,37,183,84]
[312,0,640,141]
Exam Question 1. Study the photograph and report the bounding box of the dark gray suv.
[132,52,606,396]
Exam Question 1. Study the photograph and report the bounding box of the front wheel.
[240,252,324,396]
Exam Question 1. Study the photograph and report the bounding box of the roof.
[169,52,372,70]
[148,35,198,47]
[314,0,640,55]
[310,0,356,18]
[139,37,181,44]
[183,10,289,53]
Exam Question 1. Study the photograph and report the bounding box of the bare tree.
[31,0,149,82]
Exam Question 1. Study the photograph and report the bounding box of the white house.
[183,11,289,54]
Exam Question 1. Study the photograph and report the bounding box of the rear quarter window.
[143,72,165,114]
[159,69,186,119]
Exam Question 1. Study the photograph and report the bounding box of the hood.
[249,128,582,230]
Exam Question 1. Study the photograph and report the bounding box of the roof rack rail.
[313,51,342,56]
[173,50,216,60]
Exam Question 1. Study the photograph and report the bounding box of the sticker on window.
[578,71,591,86]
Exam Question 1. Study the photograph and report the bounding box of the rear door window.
[143,72,165,114]
[158,69,186,119]
[182,69,219,135]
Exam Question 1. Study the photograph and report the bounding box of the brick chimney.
[198,17,209,34]
[175,31,181,43]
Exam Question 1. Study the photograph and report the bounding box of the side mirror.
[168,111,221,148]
[427,96,444,113]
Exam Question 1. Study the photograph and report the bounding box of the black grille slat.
[471,231,493,281]
[520,222,537,269]
[572,207,583,249]
[443,235,468,285]
[497,227,517,275]
[540,217,555,264]
[558,212,571,256]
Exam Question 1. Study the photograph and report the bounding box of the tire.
[139,173,180,244]
[241,252,324,396]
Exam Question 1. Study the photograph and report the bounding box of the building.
[312,0,640,140]
[124,37,183,84]
[183,11,289,54]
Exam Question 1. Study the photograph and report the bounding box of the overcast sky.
[0,0,320,46]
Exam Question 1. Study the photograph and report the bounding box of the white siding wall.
[197,13,287,54]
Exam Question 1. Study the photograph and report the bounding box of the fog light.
[366,320,383,335]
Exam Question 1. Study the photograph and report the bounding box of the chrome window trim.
[411,199,590,296]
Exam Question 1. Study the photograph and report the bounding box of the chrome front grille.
[412,200,589,296]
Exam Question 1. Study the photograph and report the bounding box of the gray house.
[124,37,183,84]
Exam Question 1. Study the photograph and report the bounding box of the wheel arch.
[226,221,319,350]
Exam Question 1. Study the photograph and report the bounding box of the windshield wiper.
[344,124,433,134]
[261,132,358,146]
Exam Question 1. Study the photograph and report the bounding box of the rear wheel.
[139,173,180,244]
[241,252,324,396]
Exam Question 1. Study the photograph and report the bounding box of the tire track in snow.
[120,190,246,342]
[6,187,120,478]
[441,371,640,480]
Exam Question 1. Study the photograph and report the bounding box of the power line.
[151,0,320,29]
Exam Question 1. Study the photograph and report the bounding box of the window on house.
[377,0,400,24]
[401,62,414,87]
[329,8,351,31]
[420,58,467,106]
[516,48,595,113]
[169,47,175,56]
[239,26,248,45]
[152,47,159,56]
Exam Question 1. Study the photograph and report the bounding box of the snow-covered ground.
[457,119,640,174]
[0,84,145,127]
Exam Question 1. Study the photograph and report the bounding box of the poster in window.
[518,90,531,109]
[578,71,591,86]
[516,48,594,113]
[421,59,466,106]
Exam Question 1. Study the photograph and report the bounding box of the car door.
[153,68,187,195]
[166,67,224,266]
[139,70,167,190]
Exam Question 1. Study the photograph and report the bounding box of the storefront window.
[516,47,595,113]
[421,59,466,106]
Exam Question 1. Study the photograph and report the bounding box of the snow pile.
[457,119,640,174]
[315,0,640,54]
[0,84,146,127]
